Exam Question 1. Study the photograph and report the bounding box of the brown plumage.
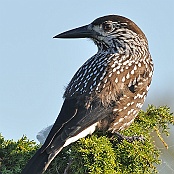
[22,15,153,174]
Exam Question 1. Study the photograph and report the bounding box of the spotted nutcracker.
[21,15,154,174]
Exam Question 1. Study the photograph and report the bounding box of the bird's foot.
[114,132,145,143]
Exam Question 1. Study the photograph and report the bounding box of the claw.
[115,132,145,143]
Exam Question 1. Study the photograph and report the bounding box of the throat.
[93,38,110,52]
[95,39,129,55]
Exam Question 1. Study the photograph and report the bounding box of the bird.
[21,14,154,174]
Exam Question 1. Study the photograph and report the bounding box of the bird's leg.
[114,132,145,143]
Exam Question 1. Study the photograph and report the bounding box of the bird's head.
[54,15,147,52]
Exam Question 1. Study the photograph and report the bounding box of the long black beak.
[53,25,94,39]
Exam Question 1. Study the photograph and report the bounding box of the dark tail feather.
[21,143,64,174]
[21,148,49,174]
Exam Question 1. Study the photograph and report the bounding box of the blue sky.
[1,1,174,144]
[1,2,174,173]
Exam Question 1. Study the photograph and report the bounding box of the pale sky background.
[1,1,174,173]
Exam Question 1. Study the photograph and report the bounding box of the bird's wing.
[40,97,113,153]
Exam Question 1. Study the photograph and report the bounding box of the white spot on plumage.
[97,82,101,87]
[84,83,87,88]
[137,75,141,82]
[109,73,112,77]
[113,67,117,72]
[128,62,132,66]
[122,76,125,82]
[130,108,134,113]
[135,92,146,99]
[133,78,137,85]
[146,85,150,91]
[93,81,97,86]
[124,119,134,128]
[138,82,143,86]
[113,122,119,126]
[134,65,137,70]
[118,125,125,131]
[100,67,104,72]
[93,66,97,71]
[83,69,87,76]
[128,80,132,87]
[149,71,153,77]
[94,70,98,75]
[63,123,98,148]
[131,69,134,74]
[111,63,116,68]
[117,70,120,74]
[126,72,130,79]
[133,110,137,115]
[136,103,143,108]
[123,94,128,98]
[93,76,97,82]
[123,60,129,65]
[104,78,108,83]
[76,87,80,92]
[80,87,84,92]
[118,118,124,123]
[116,65,121,70]
[113,108,118,112]
[115,78,118,83]
[120,68,124,72]
[127,110,131,115]
[134,95,138,100]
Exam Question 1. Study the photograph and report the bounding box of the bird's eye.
[102,21,114,32]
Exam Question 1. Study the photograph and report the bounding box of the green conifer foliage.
[0,105,173,174]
